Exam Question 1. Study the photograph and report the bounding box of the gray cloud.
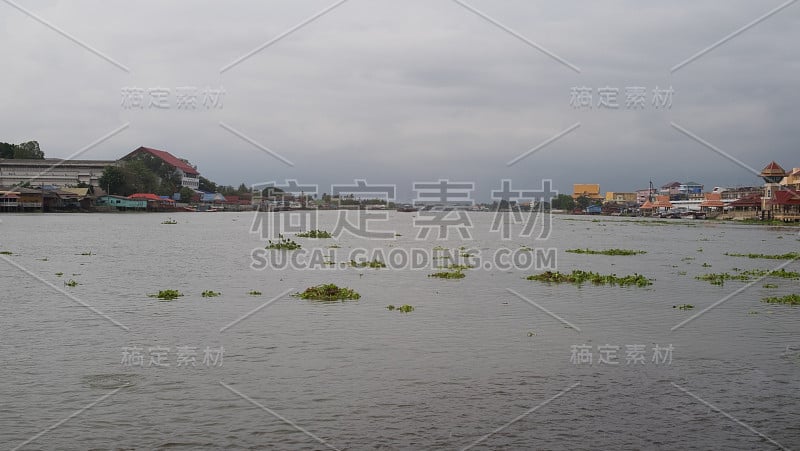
[1,0,798,200]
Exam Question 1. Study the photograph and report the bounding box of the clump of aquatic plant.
[565,248,646,256]
[296,229,332,238]
[527,270,652,287]
[64,279,79,287]
[55,272,64,277]
[459,252,473,258]
[79,251,93,256]
[201,290,221,298]
[701,263,712,268]
[328,244,341,249]
[695,273,747,285]
[266,234,301,250]
[673,304,694,310]
[387,304,395,311]
[0,251,13,255]
[38,257,48,261]
[696,269,800,285]
[725,252,800,260]
[148,289,183,301]
[428,270,466,279]
[763,284,778,289]
[762,294,800,306]
[161,218,178,225]
[350,259,386,268]
[248,290,262,296]
[396,304,414,313]
[442,264,474,270]
[294,284,360,301]
[432,246,448,251]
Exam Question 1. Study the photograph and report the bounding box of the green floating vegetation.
[387,304,414,313]
[64,279,79,287]
[432,246,448,251]
[428,270,466,279]
[80,251,93,256]
[248,290,262,296]
[55,272,64,277]
[762,294,800,306]
[527,270,652,287]
[328,244,341,249]
[201,290,221,298]
[725,252,800,260]
[459,252,473,258]
[701,263,712,268]
[161,218,178,225]
[148,289,183,301]
[565,248,646,256]
[295,284,361,301]
[350,259,386,269]
[674,304,694,310]
[763,284,778,289]
[266,234,301,250]
[696,269,800,285]
[296,229,332,238]
[38,257,48,261]
[0,251,13,255]
[440,264,474,271]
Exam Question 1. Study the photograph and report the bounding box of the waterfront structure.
[96,195,147,211]
[121,147,200,189]
[723,194,762,220]
[572,184,602,200]
[0,159,115,188]
[767,190,800,221]
[760,161,787,217]
[699,193,724,212]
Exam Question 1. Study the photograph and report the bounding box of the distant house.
[659,182,681,197]
[636,188,657,204]
[121,146,200,189]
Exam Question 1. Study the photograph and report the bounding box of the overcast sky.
[1,0,798,200]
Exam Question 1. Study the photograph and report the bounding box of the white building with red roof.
[121,146,200,189]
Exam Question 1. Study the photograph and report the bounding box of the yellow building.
[573,184,602,200]
[781,167,800,189]
[604,192,637,203]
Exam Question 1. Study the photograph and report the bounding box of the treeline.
[0,141,45,159]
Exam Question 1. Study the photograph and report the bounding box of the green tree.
[179,186,195,203]
[98,166,127,195]
[198,176,217,192]
[123,159,158,194]
[576,195,592,210]
[14,141,44,159]
[0,142,17,159]
[551,194,575,210]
